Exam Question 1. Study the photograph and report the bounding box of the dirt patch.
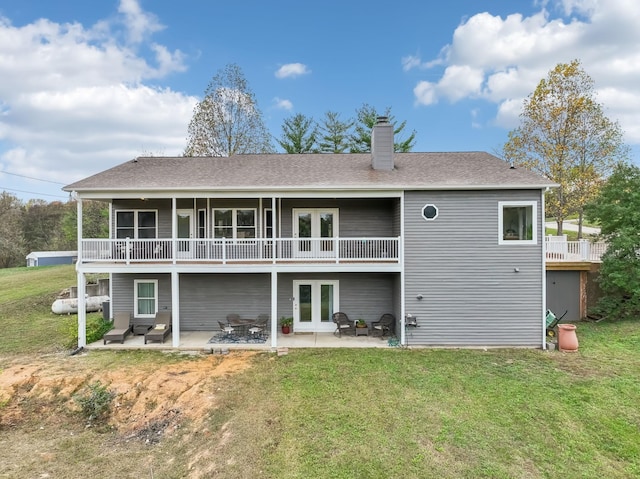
[0,351,257,441]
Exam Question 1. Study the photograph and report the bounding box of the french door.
[293,280,339,332]
[176,209,194,258]
[293,208,338,258]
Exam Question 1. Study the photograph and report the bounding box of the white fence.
[80,237,400,264]
[545,236,606,262]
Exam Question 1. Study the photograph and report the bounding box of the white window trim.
[212,208,257,239]
[498,201,537,245]
[197,208,207,239]
[134,279,158,318]
[292,208,340,237]
[264,208,273,239]
[115,209,158,239]
[422,204,439,221]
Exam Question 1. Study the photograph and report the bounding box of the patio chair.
[332,312,355,337]
[372,313,396,338]
[218,321,236,339]
[248,314,269,338]
[226,313,241,324]
[144,311,172,344]
[103,311,132,344]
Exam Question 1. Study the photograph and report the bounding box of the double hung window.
[213,209,256,239]
[115,210,157,239]
[134,279,157,318]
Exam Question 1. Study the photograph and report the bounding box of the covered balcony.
[79,237,401,265]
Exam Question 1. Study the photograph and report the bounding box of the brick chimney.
[371,116,394,170]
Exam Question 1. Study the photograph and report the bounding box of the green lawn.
[0,265,79,354]
[205,324,639,478]
[1,265,639,478]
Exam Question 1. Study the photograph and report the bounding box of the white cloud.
[408,0,640,143]
[275,63,310,79]
[118,0,164,44]
[273,97,293,111]
[401,54,422,72]
[0,0,196,196]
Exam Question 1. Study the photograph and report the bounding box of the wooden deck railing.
[79,237,401,264]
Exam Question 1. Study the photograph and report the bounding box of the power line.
[0,170,67,185]
[0,185,68,199]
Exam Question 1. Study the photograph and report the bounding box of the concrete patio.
[86,330,395,352]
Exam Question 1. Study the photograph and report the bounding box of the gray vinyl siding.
[111,198,398,240]
[110,272,397,331]
[111,199,172,238]
[179,273,271,330]
[280,199,397,238]
[403,190,544,347]
[277,273,398,326]
[110,273,172,316]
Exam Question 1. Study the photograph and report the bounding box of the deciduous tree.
[0,192,26,268]
[503,60,628,237]
[585,163,640,319]
[184,63,274,156]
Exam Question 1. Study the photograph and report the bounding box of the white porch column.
[400,193,406,346]
[541,189,548,349]
[271,271,278,348]
[172,197,177,264]
[171,271,180,347]
[77,271,87,347]
[76,196,86,347]
[76,196,83,263]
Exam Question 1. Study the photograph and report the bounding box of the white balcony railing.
[545,236,607,262]
[80,237,400,264]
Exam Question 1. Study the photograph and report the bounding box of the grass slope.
[0,265,638,478]
[0,265,79,354]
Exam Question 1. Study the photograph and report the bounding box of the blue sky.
[1,0,639,201]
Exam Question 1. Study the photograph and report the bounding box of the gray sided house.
[64,118,555,349]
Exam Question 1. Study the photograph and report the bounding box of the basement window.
[134,279,158,318]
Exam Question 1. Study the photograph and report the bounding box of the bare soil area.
[0,351,256,438]
[1,350,265,477]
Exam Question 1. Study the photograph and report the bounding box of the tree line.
[0,193,108,268]
[184,64,416,156]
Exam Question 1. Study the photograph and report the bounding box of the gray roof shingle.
[63,152,555,194]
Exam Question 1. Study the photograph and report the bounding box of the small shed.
[26,251,78,267]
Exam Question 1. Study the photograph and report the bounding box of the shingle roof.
[63,152,555,194]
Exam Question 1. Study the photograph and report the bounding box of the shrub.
[73,380,115,423]
[61,313,113,349]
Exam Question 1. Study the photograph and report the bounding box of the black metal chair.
[248,314,269,339]
[218,321,236,340]
[332,312,355,337]
[372,313,396,338]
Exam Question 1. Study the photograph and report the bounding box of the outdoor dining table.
[228,318,255,335]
